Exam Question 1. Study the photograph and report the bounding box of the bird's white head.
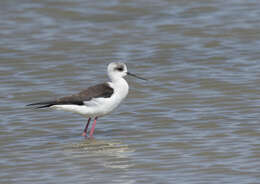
[107,62,128,82]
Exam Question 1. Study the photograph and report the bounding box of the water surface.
[1,0,260,183]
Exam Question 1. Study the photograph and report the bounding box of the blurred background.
[1,0,260,183]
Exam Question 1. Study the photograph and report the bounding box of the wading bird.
[27,62,146,138]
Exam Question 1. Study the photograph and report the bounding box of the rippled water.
[1,0,260,183]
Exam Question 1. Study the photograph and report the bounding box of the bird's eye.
[117,67,124,72]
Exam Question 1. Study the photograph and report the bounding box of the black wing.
[27,83,114,108]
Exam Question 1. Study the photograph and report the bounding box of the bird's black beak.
[127,72,147,81]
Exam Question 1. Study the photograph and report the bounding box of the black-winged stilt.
[27,62,146,138]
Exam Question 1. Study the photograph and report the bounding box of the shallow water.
[1,0,260,183]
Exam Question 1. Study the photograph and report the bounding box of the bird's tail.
[26,101,56,108]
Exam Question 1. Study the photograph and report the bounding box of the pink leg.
[82,118,91,137]
[89,117,98,138]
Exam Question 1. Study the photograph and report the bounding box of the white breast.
[105,78,129,113]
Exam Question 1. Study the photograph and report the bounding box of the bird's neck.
[111,77,126,85]
[110,77,129,91]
